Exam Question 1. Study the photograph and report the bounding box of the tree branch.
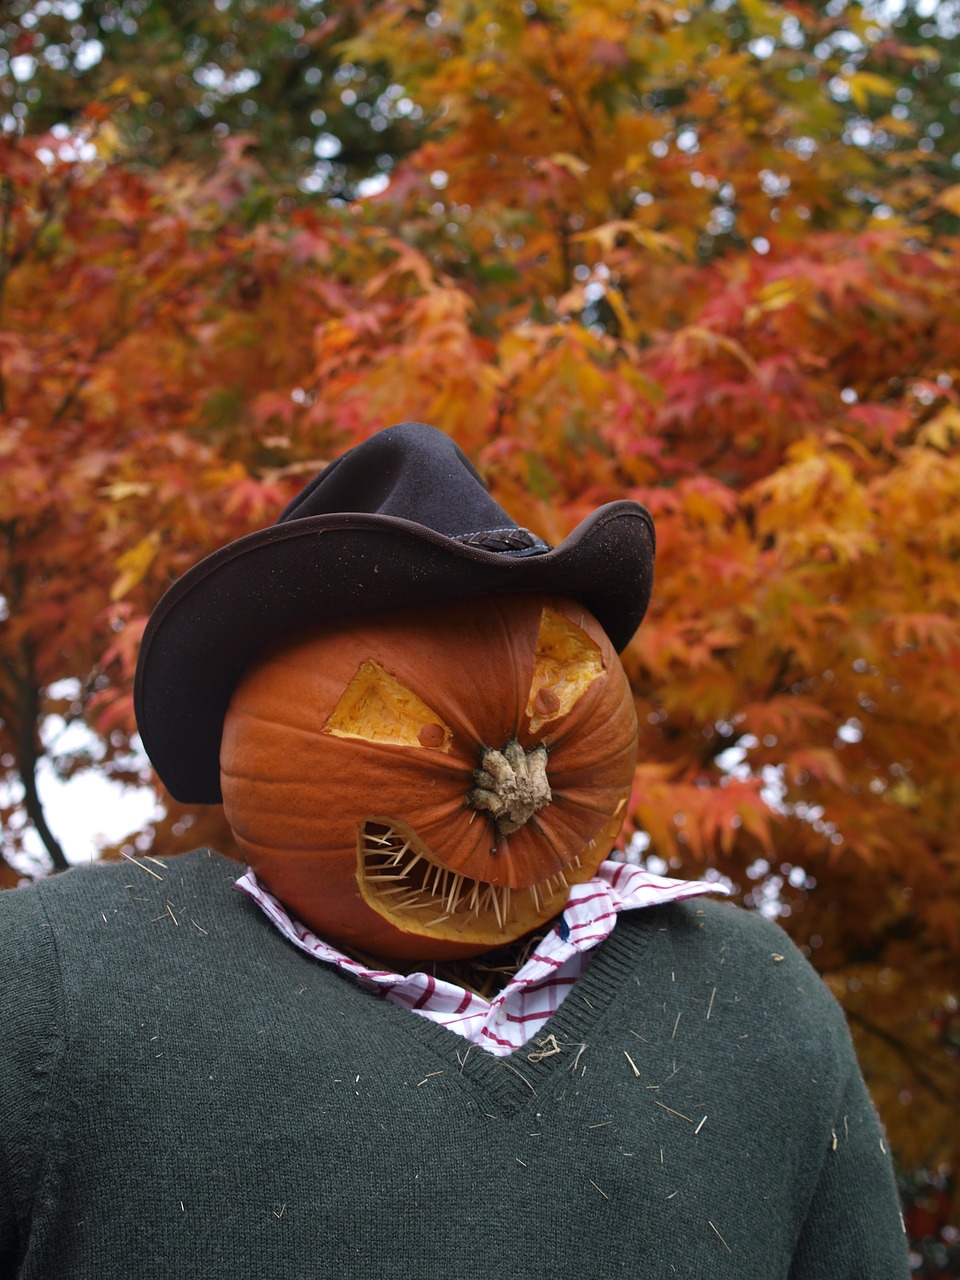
[12,656,69,873]
[1,548,70,873]
[0,174,14,415]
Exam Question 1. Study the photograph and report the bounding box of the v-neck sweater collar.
[237,860,727,1059]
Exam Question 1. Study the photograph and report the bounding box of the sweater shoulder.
[0,849,248,1029]
[0,869,67,1038]
[623,893,855,1059]
[2,847,240,919]
[660,893,839,995]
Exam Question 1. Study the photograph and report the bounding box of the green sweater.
[1,850,907,1279]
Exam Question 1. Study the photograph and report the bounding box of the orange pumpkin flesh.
[220,594,638,961]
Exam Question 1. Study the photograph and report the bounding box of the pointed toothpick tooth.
[366,830,394,847]
[389,839,411,866]
[491,885,504,931]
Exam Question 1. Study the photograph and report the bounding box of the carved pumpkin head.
[220,593,638,960]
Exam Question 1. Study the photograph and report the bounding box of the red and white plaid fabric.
[237,861,727,1057]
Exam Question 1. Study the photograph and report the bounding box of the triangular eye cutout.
[526,608,605,733]
[323,660,452,751]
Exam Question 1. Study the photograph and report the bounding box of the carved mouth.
[357,819,577,941]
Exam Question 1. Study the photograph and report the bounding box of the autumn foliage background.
[2,0,960,1267]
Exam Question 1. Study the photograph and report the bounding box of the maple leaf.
[109,533,162,603]
[887,613,960,655]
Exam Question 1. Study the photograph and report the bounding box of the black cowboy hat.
[134,422,656,803]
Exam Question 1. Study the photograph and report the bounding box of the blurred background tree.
[1,1,958,1271]
[1,0,423,197]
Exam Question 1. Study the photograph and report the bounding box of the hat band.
[451,527,551,557]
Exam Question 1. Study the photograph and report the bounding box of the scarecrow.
[1,424,908,1278]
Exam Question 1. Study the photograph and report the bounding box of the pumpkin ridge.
[227,832,345,857]
[521,814,572,874]
[323,738,473,773]
[226,705,331,739]
[489,594,535,743]
[547,727,638,763]
[545,789,629,817]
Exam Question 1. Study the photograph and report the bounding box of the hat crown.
[277,423,546,553]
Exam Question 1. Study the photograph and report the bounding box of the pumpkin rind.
[220,594,638,960]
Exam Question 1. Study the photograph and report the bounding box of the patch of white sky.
[2,677,161,878]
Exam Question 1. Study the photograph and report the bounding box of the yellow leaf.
[757,279,803,308]
[604,287,637,343]
[110,532,161,602]
[548,152,590,177]
[745,278,804,323]
[844,72,897,111]
[739,0,783,37]
[936,185,960,216]
[93,121,125,162]
[99,482,153,501]
[918,406,960,450]
[573,221,684,258]
[876,113,917,139]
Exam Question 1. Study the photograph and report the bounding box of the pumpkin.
[220,593,638,961]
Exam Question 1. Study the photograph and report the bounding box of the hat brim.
[134,502,655,803]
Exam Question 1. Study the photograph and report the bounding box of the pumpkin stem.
[467,740,551,836]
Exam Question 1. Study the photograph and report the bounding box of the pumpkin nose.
[468,741,552,836]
